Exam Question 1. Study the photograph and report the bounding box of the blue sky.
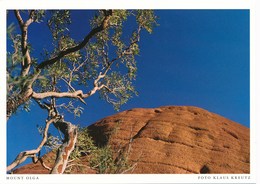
[7,10,249,166]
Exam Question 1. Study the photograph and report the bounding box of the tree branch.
[32,152,52,171]
[36,10,113,70]
[60,77,76,92]
[32,45,121,104]
[24,10,35,27]
[32,90,84,99]
[6,116,59,172]
[50,119,77,174]
[14,10,24,27]
[8,10,141,118]
[14,10,35,77]
[32,57,112,99]
[37,157,52,171]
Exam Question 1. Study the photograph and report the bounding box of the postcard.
[1,0,258,184]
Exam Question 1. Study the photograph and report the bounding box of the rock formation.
[13,106,250,174]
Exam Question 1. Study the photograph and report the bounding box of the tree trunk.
[6,88,33,120]
[51,119,77,174]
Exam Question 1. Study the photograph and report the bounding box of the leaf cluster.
[67,127,131,174]
[7,10,158,116]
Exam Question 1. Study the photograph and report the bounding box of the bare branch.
[32,90,84,99]
[14,10,24,28]
[74,58,88,72]
[6,116,59,172]
[24,10,35,27]
[60,77,76,92]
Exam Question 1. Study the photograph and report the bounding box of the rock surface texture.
[13,106,250,174]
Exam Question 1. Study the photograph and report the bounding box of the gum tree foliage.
[67,127,131,174]
[7,10,157,174]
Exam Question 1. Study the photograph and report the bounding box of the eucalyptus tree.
[7,10,157,174]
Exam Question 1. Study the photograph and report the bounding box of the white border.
[0,0,258,184]
[0,1,7,183]
[1,0,252,9]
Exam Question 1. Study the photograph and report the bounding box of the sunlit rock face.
[14,106,250,174]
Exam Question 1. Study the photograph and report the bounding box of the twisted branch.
[6,116,60,172]
[36,10,113,70]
